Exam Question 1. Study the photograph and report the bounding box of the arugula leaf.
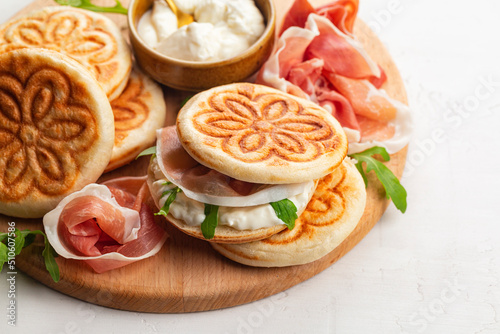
[155,186,181,217]
[180,96,193,108]
[28,230,60,282]
[41,234,60,283]
[136,146,157,159]
[22,232,37,248]
[14,229,25,256]
[270,199,298,230]
[0,229,60,282]
[0,242,7,272]
[54,0,128,15]
[201,204,219,240]
[349,146,407,213]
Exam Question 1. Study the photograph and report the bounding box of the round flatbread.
[105,68,166,172]
[211,158,366,266]
[0,48,115,218]
[0,6,132,100]
[176,83,348,184]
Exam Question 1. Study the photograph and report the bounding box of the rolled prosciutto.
[43,176,168,273]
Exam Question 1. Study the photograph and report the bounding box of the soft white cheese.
[149,170,316,231]
[137,0,265,62]
[137,10,158,48]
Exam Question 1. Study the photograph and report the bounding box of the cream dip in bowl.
[128,0,275,91]
[138,0,266,62]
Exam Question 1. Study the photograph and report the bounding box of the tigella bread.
[176,83,348,184]
[147,127,317,243]
[0,6,132,100]
[147,83,366,251]
[211,157,366,267]
[105,68,167,172]
[0,48,115,218]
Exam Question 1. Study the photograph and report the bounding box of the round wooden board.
[1,0,408,313]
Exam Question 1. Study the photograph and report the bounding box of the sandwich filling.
[149,156,316,230]
[155,126,315,207]
[148,126,319,234]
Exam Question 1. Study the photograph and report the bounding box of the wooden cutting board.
[1,0,409,312]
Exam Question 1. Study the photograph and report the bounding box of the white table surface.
[1,1,500,333]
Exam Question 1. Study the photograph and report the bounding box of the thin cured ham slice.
[316,0,358,34]
[155,126,314,207]
[256,26,318,100]
[280,0,316,34]
[256,0,412,154]
[280,0,379,78]
[357,115,395,142]
[43,177,168,273]
[280,0,358,37]
[85,201,166,273]
[288,58,324,96]
[305,15,381,80]
[102,176,151,211]
[325,73,397,122]
[58,195,140,256]
[315,77,360,131]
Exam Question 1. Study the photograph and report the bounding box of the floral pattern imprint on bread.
[111,74,149,145]
[0,65,97,202]
[0,8,119,85]
[193,87,340,163]
[262,164,347,245]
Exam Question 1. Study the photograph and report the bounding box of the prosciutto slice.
[256,0,412,154]
[316,0,358,34]
[281,0,358,36]
[304,15,381,80]
[43,177,167,273]
[155,126,313,207]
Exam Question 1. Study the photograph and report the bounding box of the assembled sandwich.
[147,83,367,266]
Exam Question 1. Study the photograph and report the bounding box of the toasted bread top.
[0,48,114,218]
[176,83,348,184]
[0,6,132,100]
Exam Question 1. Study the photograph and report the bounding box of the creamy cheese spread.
[137,0,265,62]
[149,159,316,231]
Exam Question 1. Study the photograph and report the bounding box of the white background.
[1,0,500,333]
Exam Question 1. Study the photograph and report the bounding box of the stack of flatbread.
[0,7,166,218]
[147,83,367,267]
[0,6,369,269]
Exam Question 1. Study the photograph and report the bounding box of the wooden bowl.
[128,0,276,91]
